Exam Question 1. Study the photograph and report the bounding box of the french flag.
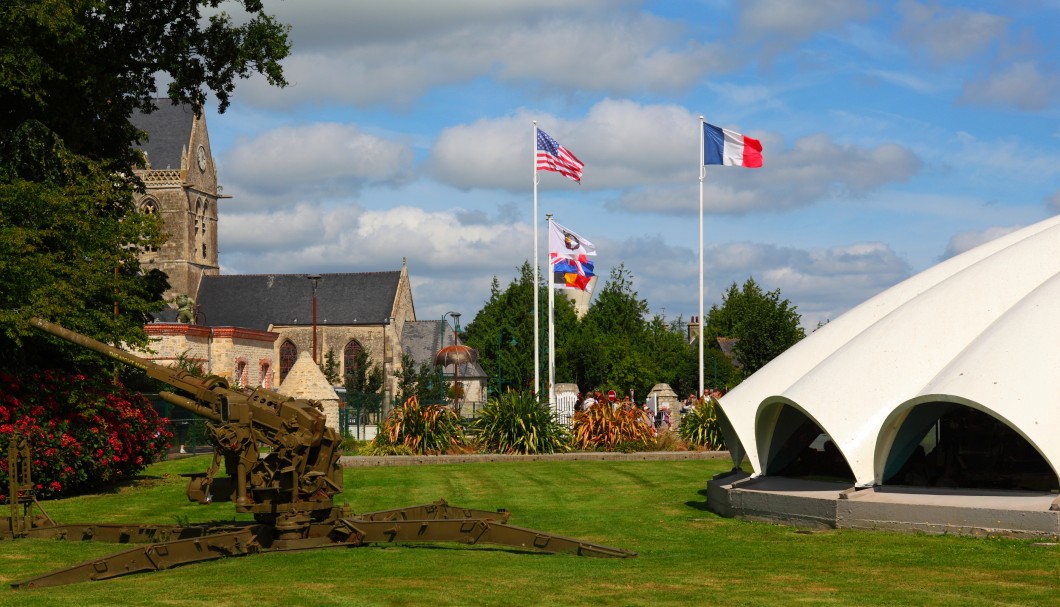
[703,122,763,168]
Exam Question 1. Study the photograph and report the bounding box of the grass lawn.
[1,455,1057,606]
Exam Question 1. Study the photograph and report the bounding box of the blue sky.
[200,0,1060,329]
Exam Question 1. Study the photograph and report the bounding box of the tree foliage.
[465,261,575,393]
[706,278,805,377]
[465,265,800,400]
[1,0,291,362]
[343,346,383,414]
[0,1,291,491]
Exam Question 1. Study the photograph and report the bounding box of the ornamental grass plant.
[570,400,655,452]
[677,397,726,450]
[369,395,467,454]
[471,390,570,454]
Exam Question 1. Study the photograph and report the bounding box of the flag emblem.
[703,123,763,168]
[536,129,584,182]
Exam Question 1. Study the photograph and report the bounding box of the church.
[128,101,485,413]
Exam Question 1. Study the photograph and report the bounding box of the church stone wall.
[140,324,278,389]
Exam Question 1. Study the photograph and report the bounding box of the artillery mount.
[3,318,634,588]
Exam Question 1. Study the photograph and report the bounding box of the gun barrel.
[29,317,224,419]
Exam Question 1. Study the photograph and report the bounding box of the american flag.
[536,128,584,183]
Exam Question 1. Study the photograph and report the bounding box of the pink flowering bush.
[0,369,172,502]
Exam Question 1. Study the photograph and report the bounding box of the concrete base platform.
[707,471,1060,539]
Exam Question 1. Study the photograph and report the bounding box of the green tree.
[393,351,419,406]
[320,348,341,385]
[706,277,805,377]
[574,264,655,396]
[343,346,383,412]
[414,360,448,406]
[0,1,291,490]
[466,262,581,396]
[1,0,291,363]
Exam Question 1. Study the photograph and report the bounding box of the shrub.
[653,429,688,452]
[371,395,467,455]
[357,441,415,456]
[570,402,654,452]
[0,369,172,502]
[678,398,726,450]
[472,390,569,454]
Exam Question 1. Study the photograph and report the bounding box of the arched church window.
[234,358,247,389]
[260,360,272,390]
[194,198,203,259]
[343,340,363,379]
[139,198,160,252]
[200,201,209,259]
[279,340,297,383]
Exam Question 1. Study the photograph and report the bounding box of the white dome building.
[708,215,1060,537]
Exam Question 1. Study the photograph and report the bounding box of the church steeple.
[131,100,221,304]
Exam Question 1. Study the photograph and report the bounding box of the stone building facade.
[194,264,418,402]
[131,101,220,303]
[139,323,278,389]
[128,102,482,423]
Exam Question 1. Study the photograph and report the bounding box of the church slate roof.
[195,271,401,330]
[130,101,196,170]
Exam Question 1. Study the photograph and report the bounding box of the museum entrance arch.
[758,402,855,483]
[880,401,1057,491]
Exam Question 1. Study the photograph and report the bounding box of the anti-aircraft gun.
[28,317,344,530]
[6,318,635,588]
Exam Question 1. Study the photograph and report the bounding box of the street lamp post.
[440,310,459,405]
[307,274,322,363]
[450,312,462,405]
[382,316,393,416]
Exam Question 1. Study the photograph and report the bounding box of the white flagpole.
[533,121,540,397]
[698,116,705,398]
[546,214,556,410]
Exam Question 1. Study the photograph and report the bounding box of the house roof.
[130,100,196,170]
[719,213,1060,487]
[400,320,486,379]
[195,271,401,330]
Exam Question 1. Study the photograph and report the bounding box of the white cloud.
[1048,191,1060,213]
[613,237,910,329]
[941,225,1022,260]
[431,99,920,201]
[220,203,529,276]
[959,61,1059,111]
[234,4,731,109]
[951,130,1060,182]
[221,123,415,203]
[607,131,921,215]
[739,0,878,50]
[897,1,1008,63]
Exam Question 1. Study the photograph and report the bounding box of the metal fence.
[147,395,210,454]
[555,392,577,426]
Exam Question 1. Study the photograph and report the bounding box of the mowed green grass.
[1,456,1057,606]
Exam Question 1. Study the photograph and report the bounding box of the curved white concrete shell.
[718,214,1060,488]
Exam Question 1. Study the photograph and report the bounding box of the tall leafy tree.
[466,262,580,396]
[706,277,805,377]
[343,347,383,414]
[1,0,291,366]
[572,264,656,397]
[0,1,291,490]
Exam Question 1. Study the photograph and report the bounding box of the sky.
[197,0,1060,330]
